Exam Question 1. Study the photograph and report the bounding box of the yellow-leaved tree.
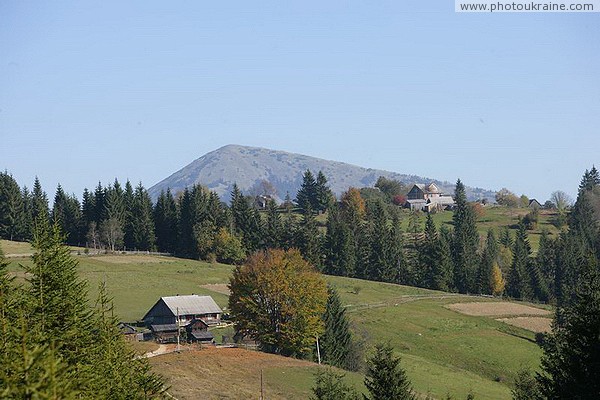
[491,263,505,296]
[228,248,327,357]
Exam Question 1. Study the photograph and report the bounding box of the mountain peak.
[148,145,495,202]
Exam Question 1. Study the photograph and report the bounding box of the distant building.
[405,183,455,212]
[143,295,222,327]
[143,295,222,343]
[529,199,542,209]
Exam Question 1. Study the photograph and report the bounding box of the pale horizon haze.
[1,1,598,202]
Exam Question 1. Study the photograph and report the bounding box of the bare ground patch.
[149,347,315,400]
[496,317,552,333]
[199,283,230,295]
[446,302,551,317]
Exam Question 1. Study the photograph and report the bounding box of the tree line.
[2,168,599,306]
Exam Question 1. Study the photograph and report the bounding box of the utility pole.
[316,335,321,365]
[176,307,180,352]
[260,369,264,400]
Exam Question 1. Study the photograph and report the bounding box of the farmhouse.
[529,199,542,209]
[143,294,222,327]
[405,183,455,212]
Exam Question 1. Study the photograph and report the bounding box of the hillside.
[5,247,545,399]
[148,144,496,202]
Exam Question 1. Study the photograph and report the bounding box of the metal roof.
[161,295,222,316]
[150,324,178,332]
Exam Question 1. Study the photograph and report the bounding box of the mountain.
[148,144,496,202]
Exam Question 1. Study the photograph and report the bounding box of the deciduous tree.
[228,249,327,357]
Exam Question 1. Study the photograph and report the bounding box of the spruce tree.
[296,169,318,213]
[31,176,49,222]
[131,183,156,251]
[477,230,498,295]
[506,221,533,300]
[296,206,322,268]
[311,368,360,400]
[452,179,480,294]
[315,171,334,213]
[264,199,282,249]
[123,180,136,249]
[364,343,416,400]
[0,172,24,241]
[321,286,353,370]
[154,189,178,253]
[435,226,455,292]
[419,214,438,289]
[536,262,600,398]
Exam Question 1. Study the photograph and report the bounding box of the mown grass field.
[3,242,546,399]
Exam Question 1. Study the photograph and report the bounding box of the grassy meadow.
[4,242,546,399]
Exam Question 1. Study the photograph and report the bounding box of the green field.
[4,243,544,399]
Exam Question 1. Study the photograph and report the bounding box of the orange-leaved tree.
[228,248,327,357]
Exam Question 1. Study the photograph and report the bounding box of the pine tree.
[31,176,49,222]
[389,213,408,286]
[506,221,533,300]
[536,229,555,300]
[321,286,353,370]
[452,179,480,294]
[364,343,416,400]
[51,184,82,245]
[154,189,178,253]
[434,226,455,292]
[20,186,33,240]
[419,214,438,289]
[477,230,498,295]
[131,183,156,251]
[315,171,334,213]
[0,172,24,241]
[536,262,600,398]
[296,170,318,213]
[311,368,360,400]
[368,201,396,282]
[123,180,136,249]
[264,199,282,249]
[296,206,322,268]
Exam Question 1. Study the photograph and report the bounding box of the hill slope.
[148,144,496,202]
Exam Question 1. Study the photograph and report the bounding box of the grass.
[3,241,546,399]
[0,239,33,255]
[398,206,560,252]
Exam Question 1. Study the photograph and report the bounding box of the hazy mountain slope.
[148,144,495,202]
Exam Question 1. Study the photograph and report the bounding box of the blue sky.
[1,1,598,202]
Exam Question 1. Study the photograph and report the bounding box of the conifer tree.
[419,214,438,289]
[80,188,96,244]
[477,230,498,295]
[130,183,156,251]
[368,201,396,282]
[20,186,33,240]
[389,213,409,286]
[51,184,82,245]
[311,368,360,400]
[506,222,533,300]
[364,343,416,400]
[296,206,322,268]
[0,172,24,241]
[536,229,555,297]
[281,198,297,250]
[93,182,105,223]
[320,286,353,370]
[296,169,318,213]
[452,179,480,294]
[324,208,354,277]
[31,176,49,222]
[264,198,283,249]
[434,226,455,292]
[154,189,178,253]
[536,262,600,398]
[315,171,334,213]
[123,180,136,249]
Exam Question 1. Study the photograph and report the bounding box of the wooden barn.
[185,318,214,343]
[143,295,223,327]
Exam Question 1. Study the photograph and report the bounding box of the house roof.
[406,199,427,204]
[410,183,441,194]
[190,330,214,340]
[429,196,454,205]
[161,295,222,316]
[150,324,178,332]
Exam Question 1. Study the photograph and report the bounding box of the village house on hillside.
[143,295,222,343]
[405,183,455,212]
